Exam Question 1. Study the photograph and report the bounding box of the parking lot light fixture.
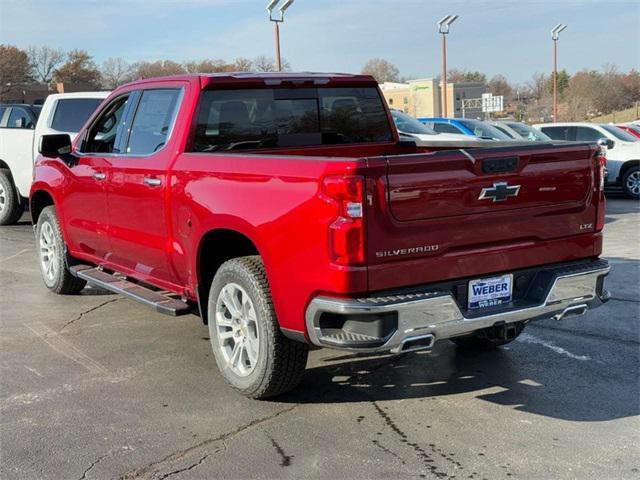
[437,15,458,118]
[266,0,296,72]
[551,23,567,122]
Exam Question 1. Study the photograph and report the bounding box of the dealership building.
[380,79,487,119]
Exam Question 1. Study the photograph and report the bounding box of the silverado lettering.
[376,245,440,257]
[30,72,610,399]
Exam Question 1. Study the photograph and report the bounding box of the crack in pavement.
[156,455,209,480]
[610,296,640,304]
[78,454,107,480]
[529,323,640,346]
[117,406,297,480]
[60,298,121,331]
[266,434,292,467]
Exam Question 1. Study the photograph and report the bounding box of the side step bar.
[70,265,191,316]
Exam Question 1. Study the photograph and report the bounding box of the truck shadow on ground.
[278,338,639,423]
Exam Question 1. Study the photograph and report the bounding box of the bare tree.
[488,74,513,100]
[100,57,132,89]
[447,69,486,83]
[183,59,231,74]
[233,57,253,72]
[27,45,64,84]
[253,55,276,72]
[0,44,33,94]
[129,60,186,79]
[361,58,400,83]
[53,49,101,88]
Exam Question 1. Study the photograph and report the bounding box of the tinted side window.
[51,98,103,132]
[0,107,6,126]
[541,126,571,140]
[126,89,181,155]
[575,127,602,141]
[84,95,130,153]
[7,107,33,129]
[493,124,517,139]
[433,123,462,134]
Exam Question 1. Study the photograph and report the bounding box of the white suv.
[534,122,640,199]
[0,92,109,224]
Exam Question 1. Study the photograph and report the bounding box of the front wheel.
[35,206,86,294]
[622,166,640,199]
[208,256,308,399]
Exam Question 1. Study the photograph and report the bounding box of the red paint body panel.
[30,73,605,337]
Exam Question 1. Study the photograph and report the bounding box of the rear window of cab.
[192,87,392,152]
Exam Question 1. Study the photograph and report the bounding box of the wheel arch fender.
[193,219,267,324]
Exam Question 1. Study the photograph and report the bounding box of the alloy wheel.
[215,282,260,377]
[39,221,58,282]
[626,170,640,197]
[0,183,5,213]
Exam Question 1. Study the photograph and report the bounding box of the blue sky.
[0,0,638,84]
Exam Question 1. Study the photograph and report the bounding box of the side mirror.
[39,134,72,158]
[597,137,614,150]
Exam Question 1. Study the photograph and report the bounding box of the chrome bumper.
[305,260,610,353]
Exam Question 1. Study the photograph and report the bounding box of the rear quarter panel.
[170,153,368,333]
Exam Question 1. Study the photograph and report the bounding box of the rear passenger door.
[106,87,183,288]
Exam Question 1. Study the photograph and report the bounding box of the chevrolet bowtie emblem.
[478,182,521,202]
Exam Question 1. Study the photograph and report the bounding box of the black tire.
[0,169,23,226]
[452,322,526,350]
[207,256,308,399]
[621,165,640,199]
[35,206,86,294]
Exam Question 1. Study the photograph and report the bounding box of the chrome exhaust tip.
[553,304,588,321]
[393,333,435,353]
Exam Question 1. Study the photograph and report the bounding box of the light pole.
[551,23,567,122]
[267,0,295,72]
[437,15,458,118]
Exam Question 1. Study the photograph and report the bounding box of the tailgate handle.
[482,156,519,174]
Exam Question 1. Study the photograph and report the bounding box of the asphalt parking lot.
[1,197,638,480]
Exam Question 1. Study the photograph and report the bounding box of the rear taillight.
[596,154,607,231]
[323,175,365,265]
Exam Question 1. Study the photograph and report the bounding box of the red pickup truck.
[30,73,610,398]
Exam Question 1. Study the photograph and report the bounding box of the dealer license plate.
[468,274,513,310]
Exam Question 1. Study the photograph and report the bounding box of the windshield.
[193,87,392,151]
[391,110,437,135]
[458,119,511,140]
[601,124,638,142]
[506,122,551,141]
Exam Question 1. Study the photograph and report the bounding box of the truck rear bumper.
[305,259,610,353]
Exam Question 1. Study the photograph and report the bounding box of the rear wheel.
[208,256,308,399]
[35,206,86,294]
[452,322,525,350]
[0,170,23,226]
[622,166,640,199]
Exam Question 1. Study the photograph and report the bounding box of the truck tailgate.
[365,142,602,292]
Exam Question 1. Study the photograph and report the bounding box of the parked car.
[31,73,610,398]
[535,122,640,199]
[489,121,552,142]
[391,110,485,145]
[418,117,514,141]
[616,124,640,139]
[0,92,109,224]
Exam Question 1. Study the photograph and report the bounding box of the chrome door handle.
[143,177,162,187]
[93,172,106,181]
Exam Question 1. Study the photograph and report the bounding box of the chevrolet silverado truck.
[30,73,610,399]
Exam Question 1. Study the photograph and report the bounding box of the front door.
[61,94,132,262]
[106,87,183,288]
